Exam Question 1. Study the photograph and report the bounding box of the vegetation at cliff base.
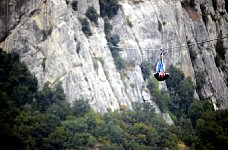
[0,49,228,149]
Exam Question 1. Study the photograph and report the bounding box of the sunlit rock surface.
[0,0,227,113]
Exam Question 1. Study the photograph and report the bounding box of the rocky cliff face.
[0,0,227,113]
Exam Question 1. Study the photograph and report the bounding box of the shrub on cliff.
[86,7,99,25]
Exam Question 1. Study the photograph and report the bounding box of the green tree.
[52,82,66,102]
[100,142,124,150]
[140,61,151,80]
[129,123,156,144]
[0,50,39,149]
[166,66,185,91]
[35,82,53,111]
[46,101,70,120]
[72,133,95,148]
[166,66,195,116]
[11,85,34,106]
[158,91,170,113]
[72,99,91,117]
[108,124,123,143]
[0,50,37,107]
[147,77,170,113]
[131,102,156,124]
[177,77,195,113]
[194,109,228,149]
[188,100,213,126]
[0,91,21,149]
[195,71,206,93]
[35,82,65,112]
[44,127,66,149]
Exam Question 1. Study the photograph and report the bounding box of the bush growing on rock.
[99,0,120,18]
[71,1,78,11]
[86,7,99,25]
[80,18,92,37]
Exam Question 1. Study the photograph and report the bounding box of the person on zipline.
[154,49,169,81]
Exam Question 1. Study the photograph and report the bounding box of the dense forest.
[0,48,228,150]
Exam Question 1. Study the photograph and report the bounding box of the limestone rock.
[0,0,227,113]
[162,113,174,125]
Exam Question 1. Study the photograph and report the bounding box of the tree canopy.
[0,49,228,149]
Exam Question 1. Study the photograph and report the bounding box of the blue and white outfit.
[156,58,165,73]
[154,53,169,81]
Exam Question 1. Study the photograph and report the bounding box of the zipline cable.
[169,36,228,50]
[79,33,228,52]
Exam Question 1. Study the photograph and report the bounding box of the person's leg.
[157,60,163,73]
[164,73,169,80]
[154,72,159,79]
